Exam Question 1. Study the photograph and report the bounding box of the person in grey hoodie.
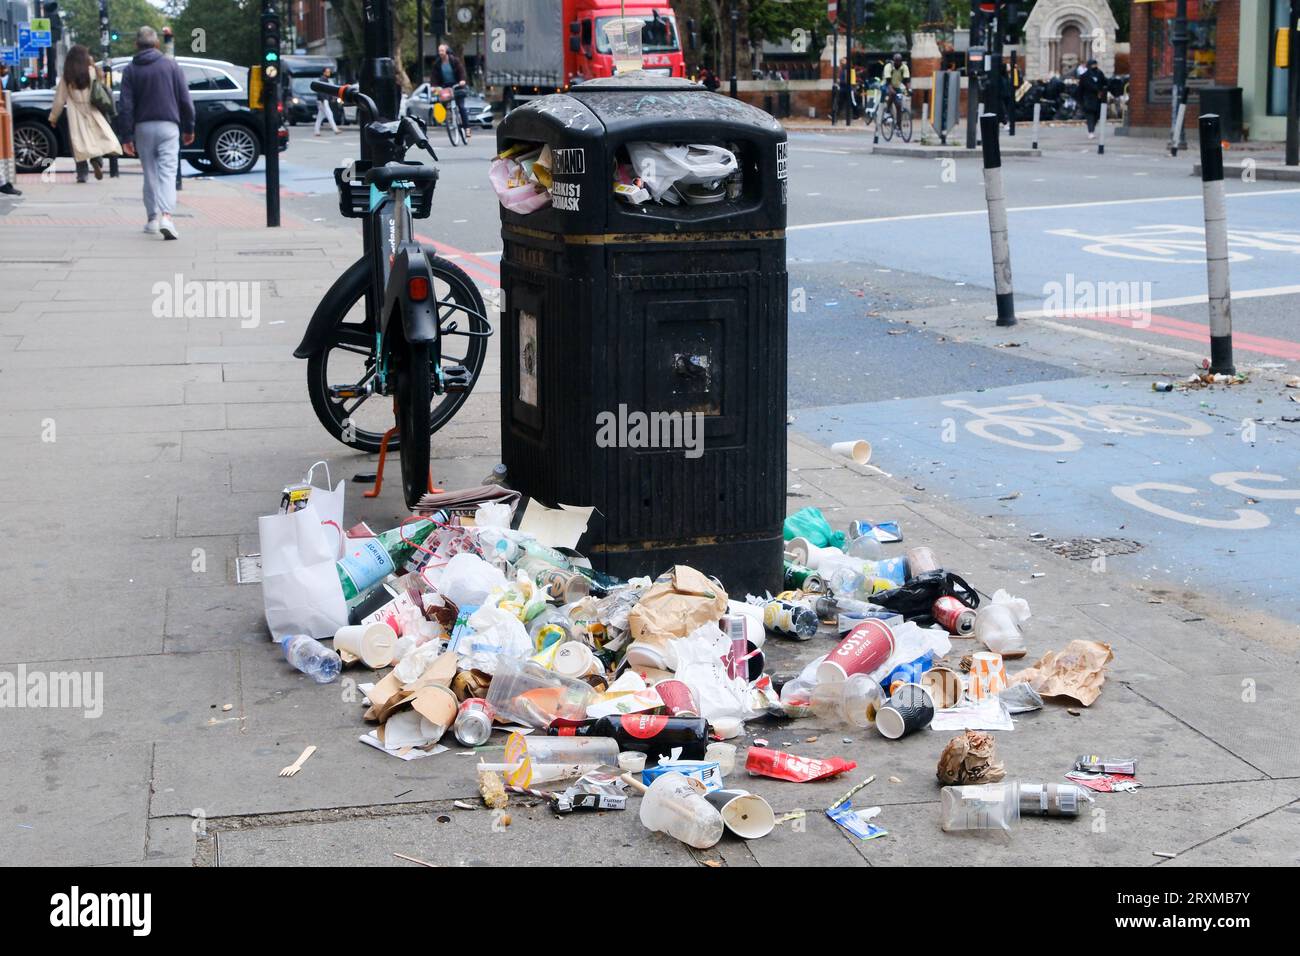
[117,26,194,239]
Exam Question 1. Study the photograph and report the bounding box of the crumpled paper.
[1007,640,1113,707]
[937,730,1006,785]
[628,565,728,648]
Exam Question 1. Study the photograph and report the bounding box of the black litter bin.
[495,75,788,594]
[1198,86,1244,142]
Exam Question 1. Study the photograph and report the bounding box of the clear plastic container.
[485,656,596,728]
[845,534,883,561]
[940,782,1021,832]
[809,674,885,728]
[491,732,620,786]
[974,603,1026,656]
[639,772,724,848]
[280,634,341,684]
[602,17,646,74]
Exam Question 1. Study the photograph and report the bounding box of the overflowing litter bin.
[494,76,788,594]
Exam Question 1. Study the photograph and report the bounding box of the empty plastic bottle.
[280,634,341,684]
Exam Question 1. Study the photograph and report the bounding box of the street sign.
[29,17,53,49]
[0,46,19,66]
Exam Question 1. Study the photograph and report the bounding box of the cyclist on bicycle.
[433,43,470,138]
[880,53,910,127]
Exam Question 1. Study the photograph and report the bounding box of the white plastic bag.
[489,156,552,214]
[258,463,348,640]
[671,623,759,723]
[626,142,738,201]
[433,552,507,608]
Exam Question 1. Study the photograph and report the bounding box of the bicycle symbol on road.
[1113,471,1300,530]
[941,393,1213,453]
[1046,224,1300,264]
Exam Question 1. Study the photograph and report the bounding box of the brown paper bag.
[1007,640,1113,707]
[628,565,728,648]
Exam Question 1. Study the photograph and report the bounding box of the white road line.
[1016,284,1300,318]
[787,187,1300,232]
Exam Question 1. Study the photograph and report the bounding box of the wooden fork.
[279,745,317,778]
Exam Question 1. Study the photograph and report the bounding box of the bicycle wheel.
[457,118,469,146]
[306,254,490,452]
[445,109,459,147]
[880,111,895,141]
[393,338,432,509]
[898,110,912,142]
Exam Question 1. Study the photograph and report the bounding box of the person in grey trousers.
[117,26,195,239]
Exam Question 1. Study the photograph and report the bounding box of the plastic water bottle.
[281,634,341,684]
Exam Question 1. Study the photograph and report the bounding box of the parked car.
[404,84,493,129]
[8,56,288,176]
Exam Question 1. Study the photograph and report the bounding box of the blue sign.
[30,32,52,49]
[0,47,20,66]
[17,25,30,49]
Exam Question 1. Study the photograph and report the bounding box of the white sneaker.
[143,218,160,234]
[158,215,179,240]
[1088,132,1096,139]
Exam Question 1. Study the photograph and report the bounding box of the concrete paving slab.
[1163,798,1300,866]
[0,585,166,663]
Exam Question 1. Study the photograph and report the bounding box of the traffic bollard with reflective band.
[1199,113,1235,376]
[980,113,1017,327]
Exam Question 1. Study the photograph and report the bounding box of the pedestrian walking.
[314,66,340,136]
[47,45,121,184]
[0,64,17,92]
[1078,58,1108,139]
[434,44,470,139]
[117,26,194,240]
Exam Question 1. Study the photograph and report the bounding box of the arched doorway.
[1058,21,1083,75]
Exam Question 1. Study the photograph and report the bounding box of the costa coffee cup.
[876,683,935,740]
[654,679,699,718]
[817,619,896,683]
[704,788,775,839]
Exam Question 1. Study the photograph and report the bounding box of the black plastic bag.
[871,570,979,626]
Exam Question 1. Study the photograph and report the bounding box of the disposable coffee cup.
[618,751,648,774]
[817,619,896,683]
[921,666,963,710]
[333,621,397,668]
[553,641,601,679]
[876,682,935,740]
[704,788,775,840]
[710,716,743,739]
[705,741,738,776]
[831,439,872,465]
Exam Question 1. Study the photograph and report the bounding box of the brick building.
[1128,0,1294,141]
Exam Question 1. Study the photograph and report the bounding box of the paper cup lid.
[553,641,594,677]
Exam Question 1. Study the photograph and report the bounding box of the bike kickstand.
[363,400,446,500]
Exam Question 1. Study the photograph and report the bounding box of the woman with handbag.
[48,44,122,183]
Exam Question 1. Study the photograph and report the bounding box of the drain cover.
[1033,536,1143,560]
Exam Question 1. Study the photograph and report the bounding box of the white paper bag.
[259,463,348,640]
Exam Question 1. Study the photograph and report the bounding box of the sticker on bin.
[642,759,723,792]
[776,142,788,180]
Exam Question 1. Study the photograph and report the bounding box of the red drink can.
[654,679,699,718]
[816,619,896,683]
[933,596,976,636]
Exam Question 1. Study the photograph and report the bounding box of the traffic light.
[261,3,281,79]
[430,0,447,38]
[1003,1,1029,44]
[857,0,875,23]
[44,1,62,40]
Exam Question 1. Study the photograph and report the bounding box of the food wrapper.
[1007,640,1113,707]
[936,730,1006,785]
[628,566,728,649]
[744,746,856,782]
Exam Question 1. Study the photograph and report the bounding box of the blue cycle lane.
[793,376,1300,624]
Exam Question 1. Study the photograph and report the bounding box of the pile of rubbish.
[489,140,742,213]
[257,468,1127,851]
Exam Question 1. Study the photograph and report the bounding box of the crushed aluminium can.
[783,560,825,593]
[933,595,977,636]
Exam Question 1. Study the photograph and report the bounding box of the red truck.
[485,0,687,109]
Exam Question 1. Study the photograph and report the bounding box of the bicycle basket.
[334,162,437,220]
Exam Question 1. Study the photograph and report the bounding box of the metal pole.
[980,112,1016,326]
[262,0,280,227]
[1287,0,1299,166]
[1031,100,1039,150]
[1172,0,1188,149]
[729,3,738,98]
[417,0,424,87]
[1199,113,1234,375]
[1097,100,1107,154]
[100,0,118,177]
[966,76,978,149]
[831,23,838,125]
[1170,98,1187,157]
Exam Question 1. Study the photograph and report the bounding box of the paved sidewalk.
[1,171,1296,867]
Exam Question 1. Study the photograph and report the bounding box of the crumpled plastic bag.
[628,565,728,648]
[489,156,551,214]
[782,507,845,550]
[937,730,1006,785]
[671,622,760,723]
[626,142,738,201]
[998,681,1043,714]
[1007,640,1113,707]
[458,605,531,668]
[978,588,1031,656]
[434,552,507,608]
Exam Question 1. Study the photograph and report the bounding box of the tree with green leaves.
[172,0,260,66]
[61,0,166,59]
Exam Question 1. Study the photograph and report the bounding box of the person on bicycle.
[434,44,470,139]
[880,53,910,127]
